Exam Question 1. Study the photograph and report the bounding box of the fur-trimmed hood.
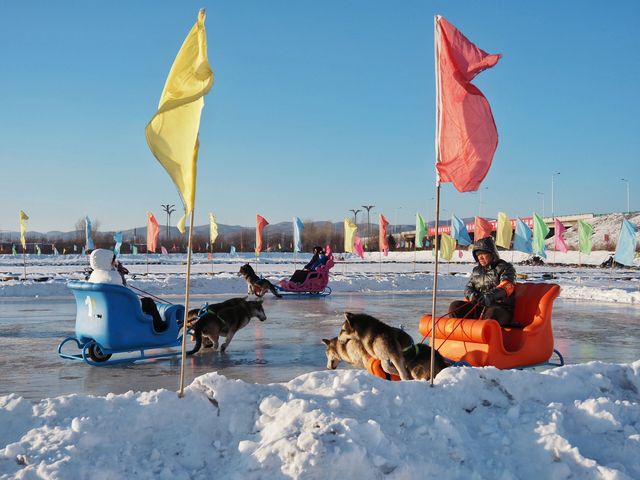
[471,236,501,263]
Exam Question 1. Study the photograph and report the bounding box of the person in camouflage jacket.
[448,236,517,326]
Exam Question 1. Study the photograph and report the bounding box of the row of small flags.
[416,212,637,267]
[11,210,639,266]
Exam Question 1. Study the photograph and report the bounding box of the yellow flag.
[344,219,357,253]
[209,213,218,245]
[19,210,29,250]
[439,233,456,260]
[145,9,214,233]
[495,212,513,249]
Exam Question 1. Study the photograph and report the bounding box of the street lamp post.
[349,209,361,225]
[536,192,545,218]
[621,178,630,215]
[161,204,176,242]
[361,205,375,250]
[478,187,489,217]
[551,172,560,219]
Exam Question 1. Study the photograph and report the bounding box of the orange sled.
[419,283,563,369]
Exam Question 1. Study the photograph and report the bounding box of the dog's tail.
[269,282,283,298]
[189,318,203,354]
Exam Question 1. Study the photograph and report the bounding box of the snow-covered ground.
[1,251,639,479]
[2,249,638,304]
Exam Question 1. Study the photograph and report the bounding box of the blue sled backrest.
[67,281,183,350]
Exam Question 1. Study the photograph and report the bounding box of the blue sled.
[58,281,193,366]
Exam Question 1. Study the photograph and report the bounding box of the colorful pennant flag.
[344,218,357,253]
[293,217,304,253]
[132,245,139,255]
[513,218,533,254]
[554,219,568,253]
[474,216,493,241]
[353,236,365,259]
[147,212,160,253]
[114,231,123,256]
[145,10,214,233]
[577,220,594,255]
[19,210,29,250]
[513,219,533,253]
[533,213,550,258]
[435,16,501,192]
[85,216,94,251]
[415,213,427,248]
[255,214,269,256]
[439,233,456,261]
[209,213,218,247]
[161,245,168,255]
[230,245,236,256]
[614,218,638,266]
[379,214,390,255]
[495,212,513,249]
[451,214,471,246]
[12,244,17,256]
[52,245,59,256]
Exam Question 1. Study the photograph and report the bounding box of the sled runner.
[276,255,334,297]
[418,282,564,369]
[58,281,192,365]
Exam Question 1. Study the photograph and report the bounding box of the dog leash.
[129,285,174,305]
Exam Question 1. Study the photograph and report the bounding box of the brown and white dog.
[187,297,266,353]
[336,312,447,381]
[239,264,283,298]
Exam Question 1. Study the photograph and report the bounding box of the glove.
[481,292,496,306]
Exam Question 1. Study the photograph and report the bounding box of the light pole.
[395,207,402,234]
[349,209,361,225]
[551,172,560,219]
[621,178,630,215]
[161,204,176,242]
[536,192,545,218]
[361,205,375,250]
[478,187,489,217]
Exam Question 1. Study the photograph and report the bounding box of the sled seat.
[67,281,183,350]
[279,256,334,292]
[419,283,560,369]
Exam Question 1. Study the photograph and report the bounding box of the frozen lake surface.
[1,292,639,401]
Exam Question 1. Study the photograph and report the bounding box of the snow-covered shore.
[2,251,638,304]
[2,362,639,479]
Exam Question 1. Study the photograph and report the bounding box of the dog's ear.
[343,312,355,328]
[321,338,331,346]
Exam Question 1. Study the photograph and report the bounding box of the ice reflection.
[0,292,638,401]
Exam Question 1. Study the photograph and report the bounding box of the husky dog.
[322,336,370,370]
[187,297,248,348]
[239,264,283,298]
[338,312,414,380]
[323,335,447,381]
[188,298,266,353]
[400,343,448,381]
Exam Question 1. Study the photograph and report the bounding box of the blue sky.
[1,1,638,232]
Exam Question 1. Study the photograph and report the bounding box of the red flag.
[435,16,501,192]
[474,216,493,241]
[146,212,160,253]
[379,214,390,256]
[554,219,568,253]
[353,236,365,259]
[255,214,269,256]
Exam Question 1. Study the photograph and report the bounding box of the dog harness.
[195,303,227,327]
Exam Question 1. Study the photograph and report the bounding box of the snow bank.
[1,362,639,479]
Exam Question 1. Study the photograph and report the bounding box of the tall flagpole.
[430,15,442,387]
[178,209,195,398]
